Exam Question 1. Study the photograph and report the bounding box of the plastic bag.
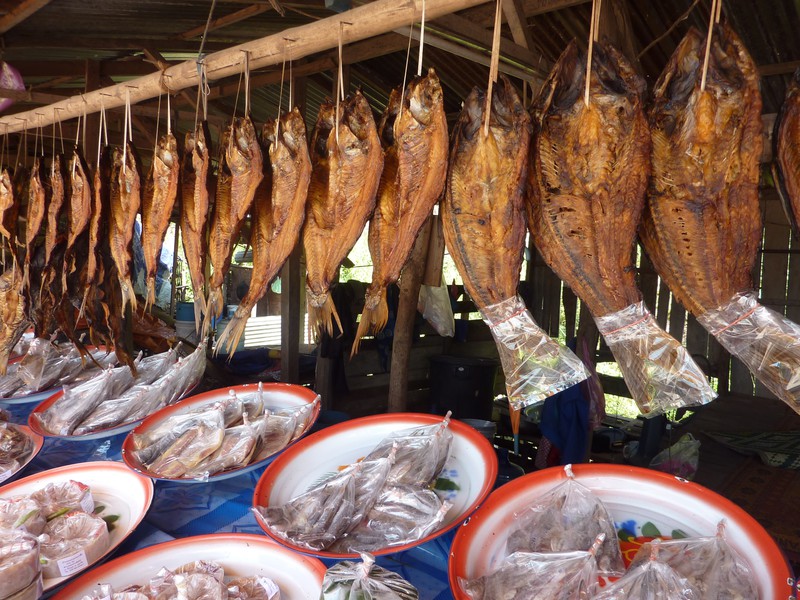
[17,338,64,392]
[34,368,116,436]
[286,394,321,442]
[255,463,360,551]
[364,415,453,487]
[480,295,590,411]
[594,540,698,599]
[629,521,757,599]
[145,407,226,478]
[648,433,700,480]
[698,291,800,414]
[0,496,45,535]
[0,364,23,398]
[321,553,418,600]
[39,510,110,579]
[506,465,624,577]
[227,576,281,600]
[186,415,260,480]
[251,410,297,462]
[595,302,716,417]
[0,422,33,477]
[460,534,605,600]
[0,527,41,599]
[418,279,455,338]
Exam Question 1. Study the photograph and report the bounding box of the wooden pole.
[0,0,491,134]
[388,216,433,412]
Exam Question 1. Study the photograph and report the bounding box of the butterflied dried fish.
[775,68,800,232]
[304,92,383,336]
[528,40,714,416]
[180,125,211,332]
[0,265,27,376]
[142,132,179,311]
[145,409,225,478]
[109,143,142,313]
[206,117,263,331]
[23,158,46,290]
[444,76,587,410]
[353,69,448,355]
[218,109,311,355]
[43,155,66,269]
[0,168,17,263]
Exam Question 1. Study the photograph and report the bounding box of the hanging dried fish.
[109,143,141,314]
[303,91,383,336]
[43,155,65,269]
[0,168,16,261]
[352,69,449,356]
[0,265,27,375]
[774,68,800,232]
[23,158,46,290]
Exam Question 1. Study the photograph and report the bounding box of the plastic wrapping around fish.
[0,422,33,478]
[0,265,28,376]
[0,528,40,599]
[321,553,418,600]
[0,496,46,535]
[217,109,311,356]
[30,480,93,519]
[109,144,142,314]
[443,76,588,411]
[527,40,714,416]
[304,91,384,336]
[39,510,110,579]
[352,69,449,355]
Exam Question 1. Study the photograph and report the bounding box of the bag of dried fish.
[173,571,227,600]
[443,76,589,412]
[460,535,605,600]
[0,528,41,599]
[16,338,76,393]
[39,510,110,579]
[0,364,23,398]
[628,521,756,599]
[331,485,451,553]
[249,410,297,463]
[0,422,33,480]
[185,415,260,480]
[254,462,360,551]
[320,553,418,600]
[30,480,95,520]
[363,415,452,487]
[594,540,698,600]
[0,497,45,535]
[145,407,226,479]
[506,465,624,577]
[227,576,281,600]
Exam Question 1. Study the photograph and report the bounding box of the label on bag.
[257,576,281,599]
[0,468,12,484]
[80,491,95,513]
[57,550,89,576]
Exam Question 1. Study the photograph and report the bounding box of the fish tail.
[351,287,388,357]
[216,314,248,358]
[309,293,342,338]
[144,276,156,313]
[120,277,138,313]
[204,287,224,337]
[193,294,206,335]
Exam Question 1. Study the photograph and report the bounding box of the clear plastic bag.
[0,527,40,599]
[0,422,33,476]
[698,291,800,414]
[648,433,701,480]
[39,510,110,579]
[251,410,297,462]
[594,540,698,599]
[320,553,418,600]
[506,465,624,577]
[17,338,64,392]
[0,364,23,398]
[145,407,226,478]
[595,302,717,417]
[254,463,360,551]
[186,415,260,480]
[173,572,227,599]
[460,534,605,600]
[364,415,453,487]
[629,521,757,599]
[285,395,321,442]
[0,496,45,535]
[480,295,590,411]
[227,576,281,600]
[418,278,455,338]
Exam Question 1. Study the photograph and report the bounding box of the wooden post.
[388,217,433,412]
[281,76,307,385]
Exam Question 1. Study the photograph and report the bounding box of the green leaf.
[93,505,106,514]
[641,522,662,538]
[671,529,689,539]
[433,478,460,491]
[46,507,70,521]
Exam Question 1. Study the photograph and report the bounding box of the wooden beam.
[4,36,230,53]
[466,0,587,23]
[759,60,800,78]
[179,4,272,40]
[0,0,53,34]
[501,0,537,50]
[3,60,179,79]
[0,0,492,133]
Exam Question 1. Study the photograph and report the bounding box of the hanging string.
[231,64,244,124]
[55,109,64,155]
[80,97,87,152]
[51,116,56,177]
[416,0,426,77]
[278,54,287,120]
[194,62,210,132]
[154,91,162,154]
[715,0,722,23]
[289,58,293,108]
[584,0,602,106]
[399,23,415,118]
[335,22,345,145]
[167,90,172,135]
[483,0,503,138]
[243,51,251,117]
[122,89,131,174]
[1,124,7,170]
[700,0,719,92]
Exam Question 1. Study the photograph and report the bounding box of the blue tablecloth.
[1,400,457,599]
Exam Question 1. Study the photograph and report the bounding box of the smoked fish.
[528,41,715,415]
[180,126,211,332]
[206,117,263,331]
[640,24,762,316]
[23,158,46,290]
[217,109,311,355]
[775,68,800,232]
[352,69,448,355]
[43,155,65,269]
[81,147,110,316]
[142,132,179,311]
[0,168,15,255]
[62,148,92,294]
[303,91,383,336]
[442,76,529,308]
[0,265,27,375]
[109,143,142,314]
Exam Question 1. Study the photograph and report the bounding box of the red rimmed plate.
[0,424,44,485]
[122,383,321,483]
[52,533,326,599]
[27,382,199,441]
[0,460,154,590]
[252,412,498,559]
[448,463,794,599]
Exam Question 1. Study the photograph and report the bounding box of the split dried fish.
[109,143,142,314]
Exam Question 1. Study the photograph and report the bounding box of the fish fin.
[193,295,206,335]
[216,314,248,358]
[144,276,156,313]
[120,277,138,313]
[204,287,223,337]
[351,288,388,357]
[309,293,342,338]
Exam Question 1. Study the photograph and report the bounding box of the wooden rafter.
[0,0,53,34]
[501,0,537,50]
[3,36,230,53]
[179,4,273,40]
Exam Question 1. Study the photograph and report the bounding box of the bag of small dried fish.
[460,534,605,600]
[594,540,698,599]
[0,497,45,535]
[0,422,33,478]
[0,528,41,599]
[628,521,757,599]
[145,406,225,479]
[186,414,260,480]
[321,553,418,600]
[506,465,624,577]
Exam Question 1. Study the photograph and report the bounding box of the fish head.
[158,132,178,169]
[0,168,10,193]
[534,40,583,120]
[231,116,259,164]
[379,88,402,147]
[651,27,703,115]
[311,102,335,159]
[280,108,308,153]
[592,42,646,99]
[491,75,527,131]
[406,68,443,126]
[459,86,486,141]
[344,91,377,142]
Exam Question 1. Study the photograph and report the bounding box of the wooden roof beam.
[179,4,273,40]
[759,60,800,77]
[0,0,53,34]
[466,0,588,25]
[502,0,537,50]
[3,36,230,53]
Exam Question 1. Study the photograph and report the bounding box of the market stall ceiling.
[0,0,798,153]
